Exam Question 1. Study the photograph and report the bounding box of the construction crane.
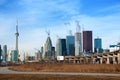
[75,20,81,32]
[55,34,60,39]
[64,22,73,35]
[45,30,50,36]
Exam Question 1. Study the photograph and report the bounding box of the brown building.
[83,31,93,53]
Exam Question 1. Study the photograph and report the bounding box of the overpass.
[65,50,120,64]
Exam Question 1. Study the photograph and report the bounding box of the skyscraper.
[56,39,61,56]
[94,38,103,53]
[11,50,18,62]
[75,22,82,56]
[2,45,7,62]
[66,35,75,56]
[61,39,67,56]
[56,39,67,56]
[83,31,93,53]
[45,35,52,58]
[42,43,46,59]
[51,47,55,60]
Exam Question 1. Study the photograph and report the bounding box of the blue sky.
[0,0,120,54]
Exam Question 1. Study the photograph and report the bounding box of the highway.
[0,67,120,76]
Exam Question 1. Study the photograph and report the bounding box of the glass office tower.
[94,38,103,53]
[56,39,67,56]
[2,45,7,62]
[66,35,75,56]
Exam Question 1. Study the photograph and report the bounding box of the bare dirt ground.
[0,74,120,80]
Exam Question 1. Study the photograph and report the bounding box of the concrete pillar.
[106,57,110,64]
[92,57,95,64]
[100,58,103,64]
[118,52,120,64]
[69,58,70,63]
[113,56,116,64]
[84,58,86,64]
[84,58,87,64]
[90,58,93,64]
[73,59,76,64]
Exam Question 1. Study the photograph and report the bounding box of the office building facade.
[94,38,103,53]
[11,50,18,62]
[83,31,93,53]
[45,36,52,58]
[56,39,67,56]
[42,43,46,59]
[75,32,82,56]
[66,36,75,56]
[2,45,7,62]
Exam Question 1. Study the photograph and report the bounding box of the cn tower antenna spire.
[16,19,18,33]
[15,18,19,51]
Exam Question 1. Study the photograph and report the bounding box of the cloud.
[0,0,120,55]
[0,15,15,44]
[69,13,120,48]
[17,0,81,26]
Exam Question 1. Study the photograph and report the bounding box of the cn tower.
[15,19,19,51]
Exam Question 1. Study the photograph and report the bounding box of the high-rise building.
[61,39,67,56]
[42,43,46,59]
[35,51,39,61]
[11,50,18,62]
[75,32,82,56]
[45,35,52,58]
[2,45,7,62]
[66,35,75,56]
[75,23,82,56]
[56,39,67,56]
[94,38,103,53]
[0,45,2,63]
[51,47,55,60]
[83,31,93,53]
[56,39,61,56]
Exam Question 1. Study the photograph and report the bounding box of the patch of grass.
[10,63,120,73]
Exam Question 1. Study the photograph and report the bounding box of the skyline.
[0,0,120,54]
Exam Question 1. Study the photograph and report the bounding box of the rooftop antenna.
[75,20,81,32]
[82,24,84,31]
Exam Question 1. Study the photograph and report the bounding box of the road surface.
[0,67,120,76]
